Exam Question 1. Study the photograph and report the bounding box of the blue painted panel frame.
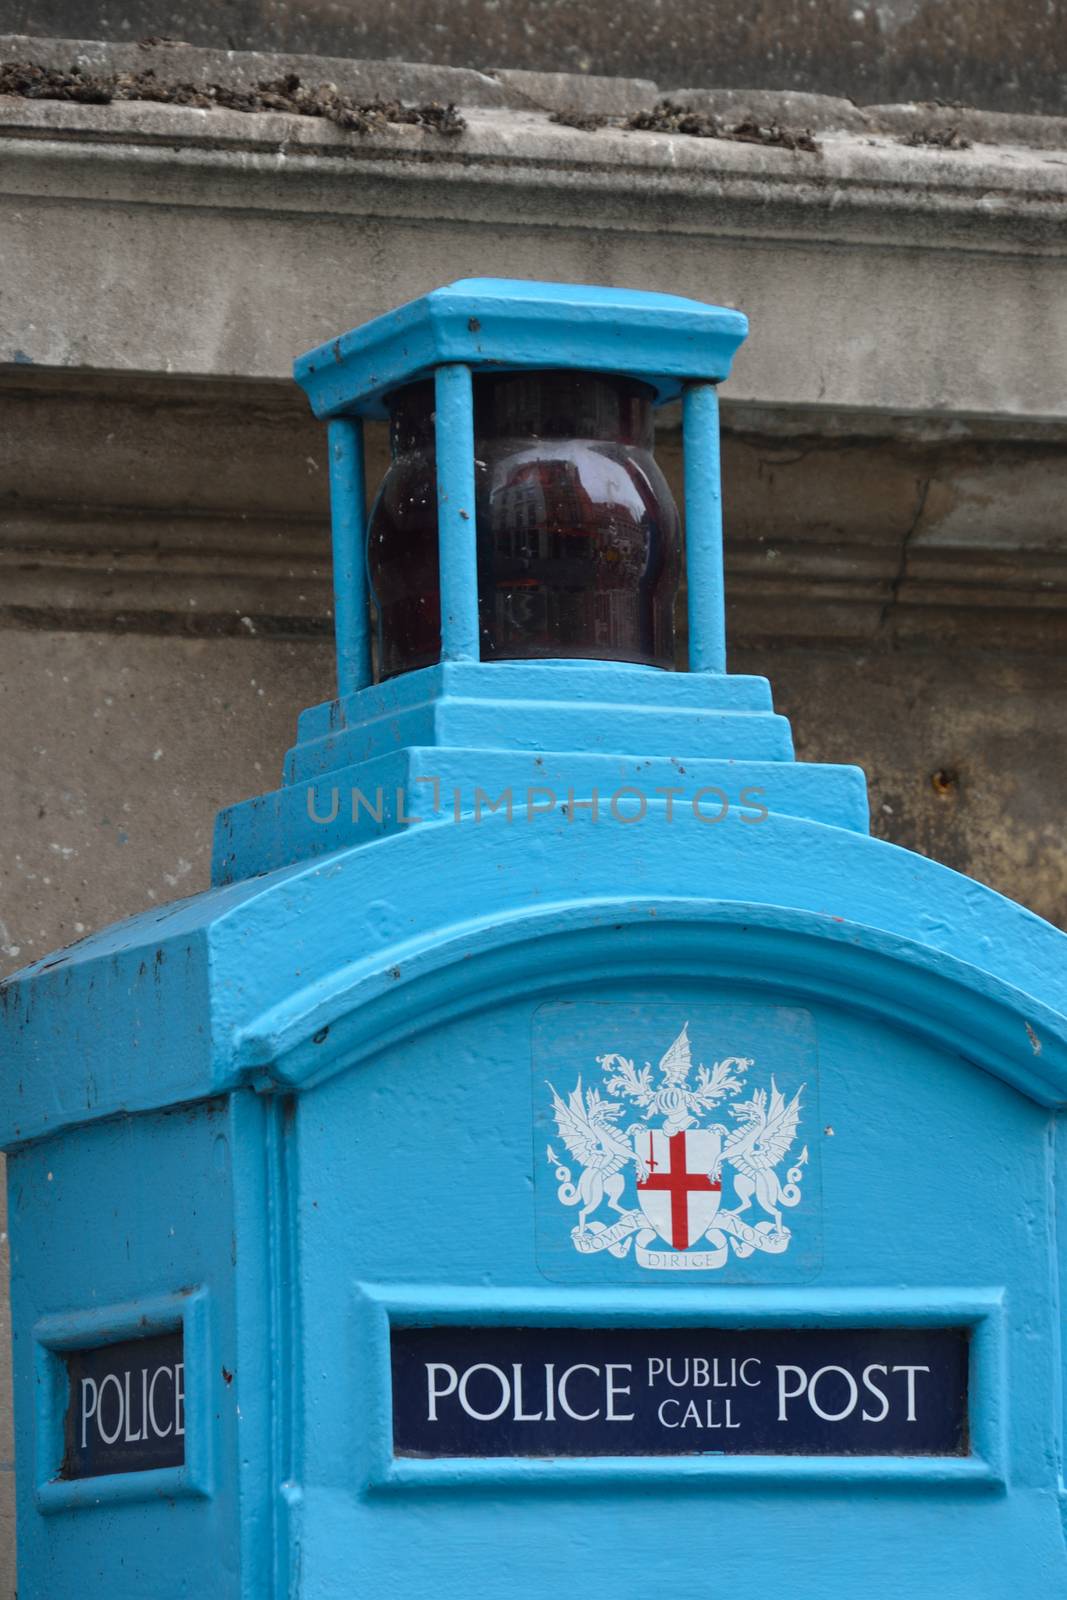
[33,1288,213,1512]
[352,1283,1004,1492]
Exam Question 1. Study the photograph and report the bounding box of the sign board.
[61,1330,185,1479]
[391,1325,969,1458]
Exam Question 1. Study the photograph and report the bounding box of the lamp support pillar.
[683,382,726,674]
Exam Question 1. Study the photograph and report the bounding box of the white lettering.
[174,1362,185,1437]
[658,1398,681,1428]
[861,1364,890,1423]
[558,1364,600,1421]
[544,1362,556,1423]
[777,1364,808,1421]
[122,1370,143,1442]
[808,1365,859,1423]
[458,1364,510,1422]
[605,1364,634,1422]
[425,1364,458,1423]
[512,1363,543,1422]
[148,1364,174,1438]
[97,1373,124,1445]
[893,1364,930,1423]
[80,1378,98,1450]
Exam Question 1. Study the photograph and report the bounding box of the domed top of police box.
[294,278,749,421]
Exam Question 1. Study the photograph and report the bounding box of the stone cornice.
[3,96,1065,235]
[1,77,1066,426]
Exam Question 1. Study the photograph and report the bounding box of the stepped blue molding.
[210,659,870,883]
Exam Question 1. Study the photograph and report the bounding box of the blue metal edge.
[294,279,749,420]
[33,1287,213,1513]
[351,1282,1005,1492]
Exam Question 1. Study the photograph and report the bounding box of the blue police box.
[2,280,1067,1598]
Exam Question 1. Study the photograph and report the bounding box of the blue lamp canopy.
[295,278,749,420]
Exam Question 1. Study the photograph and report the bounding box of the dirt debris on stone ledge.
[549,107,607,132]
[0,60,466,135]
[627,99,722,136]
[0,59,112,102]
[899,123,972,149]
[626,99,818,152]
[728,118,819,152]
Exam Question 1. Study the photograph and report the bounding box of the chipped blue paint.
[2,281,1067,1599]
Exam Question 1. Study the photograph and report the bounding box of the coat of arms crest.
[546,1023,808,1272]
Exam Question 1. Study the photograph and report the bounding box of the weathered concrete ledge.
[1,57,1066,423]
[5,34,1067,143]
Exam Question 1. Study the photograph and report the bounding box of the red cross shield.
[634,1129,723,1250]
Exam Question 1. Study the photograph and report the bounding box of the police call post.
[423,1353,931,1432]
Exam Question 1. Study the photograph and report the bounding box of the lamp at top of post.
[295,280,748,698]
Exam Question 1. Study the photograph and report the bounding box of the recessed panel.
[391,1324,969,1458]
[61,1330,185,1480]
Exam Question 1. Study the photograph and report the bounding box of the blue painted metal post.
[327,417,372,699]
[683,382,726,674]
[434,362,481,662]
